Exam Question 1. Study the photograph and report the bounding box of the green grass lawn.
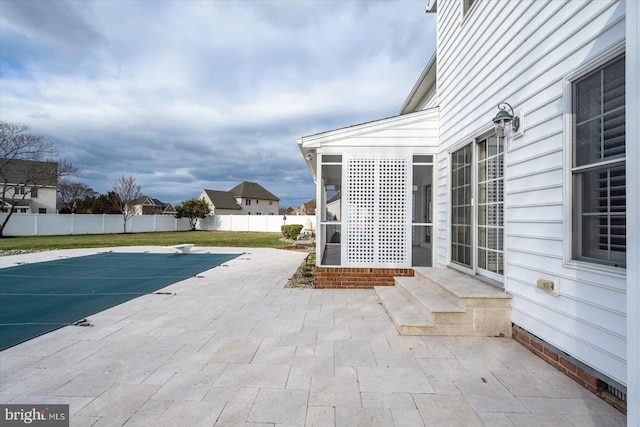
[0,231,295,251]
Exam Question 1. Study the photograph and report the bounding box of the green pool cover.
[0,252,239,350]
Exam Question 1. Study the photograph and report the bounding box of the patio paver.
[0,247,626,426]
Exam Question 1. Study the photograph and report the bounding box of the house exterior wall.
[198,190,241,215]
[435,0,626,386]
[235,198,279,215]
[28,187,57,213]
[3,186,57,214]
[133,199,164,215]
[326,199,340,221]
[199,190,213,213]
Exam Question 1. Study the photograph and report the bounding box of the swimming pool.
[0,252,239,350]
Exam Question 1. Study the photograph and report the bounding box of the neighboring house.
[131,196,177,215]
[200,182,280,215]
[229,181,280,215]
[200,189,242,215]
[326,192,340,222]
[297,199,316,215]
[0,159,57,214]
[298,0,637,416]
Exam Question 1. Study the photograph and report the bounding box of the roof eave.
[297,138,318,182]
[399,51,437,115]
[425,0,437,13]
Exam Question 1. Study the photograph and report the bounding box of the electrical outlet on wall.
[537,278,560,295]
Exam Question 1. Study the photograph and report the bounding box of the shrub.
[281,224,303,240]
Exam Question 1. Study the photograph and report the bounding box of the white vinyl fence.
[0,213,315,236]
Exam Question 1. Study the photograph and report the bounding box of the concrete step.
[413,267,512,313]
[376,284,476,336]
[377,267,513,337]
[374,286,433,336]
[394,276,465,318]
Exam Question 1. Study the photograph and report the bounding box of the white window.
[15,187,25,195]
[572,55,625,268]
[31,188,38,198]
[245,199,251,206]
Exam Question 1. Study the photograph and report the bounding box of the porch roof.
[297,107,438,180]
[2,198,30,208]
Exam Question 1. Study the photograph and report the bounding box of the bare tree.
[0,121,78,237]
[110,175,142,233]
[57,179,98,213]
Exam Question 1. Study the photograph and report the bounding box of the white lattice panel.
[345,158,408,266]
[346,159,376,263]
[378,159,408,263]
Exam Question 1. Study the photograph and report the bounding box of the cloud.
[0,0,108,77]
[0,0,436,208]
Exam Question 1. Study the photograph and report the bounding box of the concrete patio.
[0,247,625,426]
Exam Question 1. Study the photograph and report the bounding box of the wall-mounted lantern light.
[492,102,520,138]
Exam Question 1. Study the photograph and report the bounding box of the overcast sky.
[0,0,436,209]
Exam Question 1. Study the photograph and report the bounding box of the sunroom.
[297,108,439,272]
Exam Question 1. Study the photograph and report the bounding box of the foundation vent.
[607,383,627,402]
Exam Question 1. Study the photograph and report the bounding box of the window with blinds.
[572,55,626,268]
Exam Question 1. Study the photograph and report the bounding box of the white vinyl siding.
[436,0,626,385]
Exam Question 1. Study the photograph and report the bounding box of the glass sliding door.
[451,146,473,269]
[477,136,504,280]
[450,137,505,284]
